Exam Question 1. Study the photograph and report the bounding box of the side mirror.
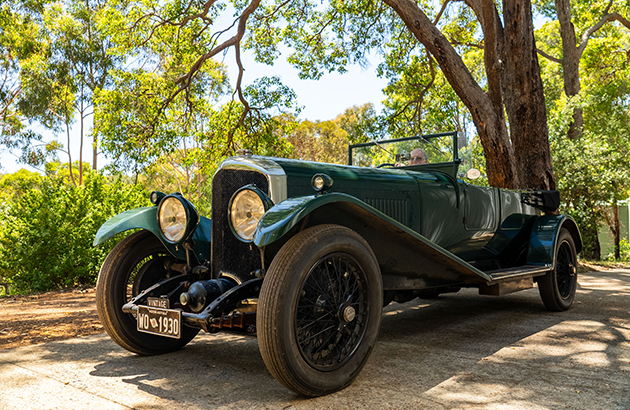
[465,168,481,180]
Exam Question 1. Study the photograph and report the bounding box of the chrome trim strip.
[217,156,288,204]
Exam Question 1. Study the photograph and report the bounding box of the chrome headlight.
[158,194,198,243]
[229,186,273,242]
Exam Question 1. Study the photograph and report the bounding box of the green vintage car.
[94,131,581,396]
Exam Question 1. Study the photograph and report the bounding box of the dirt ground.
[0,287,103,350]
[0,260,628,351]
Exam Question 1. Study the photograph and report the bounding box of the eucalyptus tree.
[99,0,556,190]
[13,0,121,184]
[336,103,385,144]
[94,0,300,192]
[537,0,630,259]
[0,0,55,169]
[535,0,630,139]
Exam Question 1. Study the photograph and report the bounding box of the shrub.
[603,239,630,262]
[0,171,149,293]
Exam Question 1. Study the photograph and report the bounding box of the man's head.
[410,148,427,165]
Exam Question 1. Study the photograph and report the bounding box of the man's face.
[410,149,427,165]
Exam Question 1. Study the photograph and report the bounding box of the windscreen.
[350,133,455,168]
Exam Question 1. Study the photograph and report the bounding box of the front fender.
[93,207,212,261]
[527,214,582,267]
[253,193,372,247]
[253,193,493,287]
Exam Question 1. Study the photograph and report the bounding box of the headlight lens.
[158,197,188,243]
[230,189,267,241]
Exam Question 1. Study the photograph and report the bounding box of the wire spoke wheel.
[555,241,576,299]
[96,230,199,355]
[258,224,383,397]
[296,253,368,371]
[538,228,578,311]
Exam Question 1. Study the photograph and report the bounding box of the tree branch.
[578,4,630,57]
[145,0,262,139]
[536,48,563,64]
[433,0,451,25]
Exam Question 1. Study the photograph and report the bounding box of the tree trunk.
[554,0,583,140]
[79,96,84,186]
[503,0,555,190]
[92,133,98,170]
[66,122,77,187]
[382,0,521,188]
[603,200,621,260]
[581,223,601,260]
[613,202,620,260]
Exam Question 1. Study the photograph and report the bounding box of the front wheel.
[538,228,578,311]
[258,225,383,396]
[96,230,199,355]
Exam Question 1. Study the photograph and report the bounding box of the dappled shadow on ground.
[2,270,628,409]
[0,289,101,349]
[365,270,630,409]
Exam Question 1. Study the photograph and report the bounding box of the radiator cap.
[236,149,253,157]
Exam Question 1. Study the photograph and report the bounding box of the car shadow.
[20,270,630,409]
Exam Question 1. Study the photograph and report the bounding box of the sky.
[0,47,389,174]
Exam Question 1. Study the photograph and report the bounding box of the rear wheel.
[538,228,578,311]
[96,230,199,355]
[258,225,383,396]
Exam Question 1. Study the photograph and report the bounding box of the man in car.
[410,148,428,165]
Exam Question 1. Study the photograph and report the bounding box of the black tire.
[258,224,383,397]
[96,230,199,355]
[538,228,578,311]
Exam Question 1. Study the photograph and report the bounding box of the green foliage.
[534,0,630,258]
[0,169,149,293]
[336,103,384,144]
[276,103,382,165]
[285,118,349,164]
[0,1,54,168]
[604,239,630,262]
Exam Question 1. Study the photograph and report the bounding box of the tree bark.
[93,133,98,170]
[79,90,84,186]
[66,121,77,187]
[581,223,601,260]
[382,0,521,188]
[503,0,555,190]
[554,0,583,139]
[612,201,621,260]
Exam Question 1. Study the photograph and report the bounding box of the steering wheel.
[377,163,395,168]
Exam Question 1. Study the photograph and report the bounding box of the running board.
[478,265,551,296]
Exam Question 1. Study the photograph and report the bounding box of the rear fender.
[93,207,212,261]
[254,193,492,290]
[527,214,582,267]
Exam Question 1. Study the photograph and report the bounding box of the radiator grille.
[211,169,269,281]
[364,197,409,226]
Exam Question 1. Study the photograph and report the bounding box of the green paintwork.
[93,207,158,246]
[222,154,581,285]
[255,155,543,262]
[93,207,212,261]
[526,214,580,267]
[253,192,492,283]
[267,157,423,232]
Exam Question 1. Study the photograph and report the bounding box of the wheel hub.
[342,305,356,322]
